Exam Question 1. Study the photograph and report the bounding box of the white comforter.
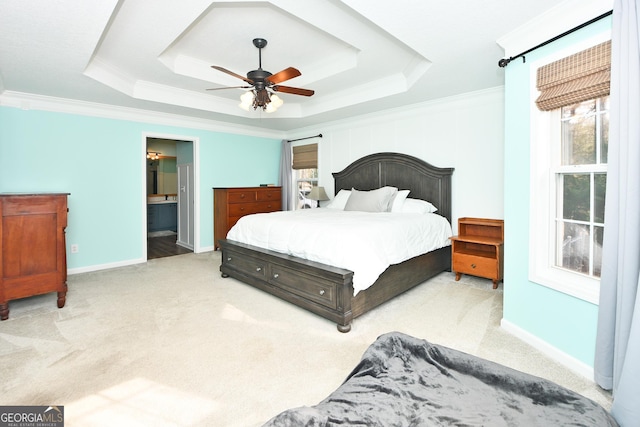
[226,209,452,295]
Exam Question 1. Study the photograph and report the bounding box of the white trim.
[0,91,286,140]
[192,138,202,253]
[142,135,149,261]
[527,32,611,305]
[143,132,202,257]
[501,318,594,380]
[68,257,146,275]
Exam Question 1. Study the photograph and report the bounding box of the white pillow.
[400,198,438,214]
[344,187,398,212]
[325,189,351,210]
[390,190,411,213]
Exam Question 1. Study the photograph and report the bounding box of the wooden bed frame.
[219,152,454,332]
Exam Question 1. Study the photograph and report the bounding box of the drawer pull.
[256,267,262,272]
[227,257,232,261]
[273,273,279,279]
[471,263,476,269]
[319,289,325,296]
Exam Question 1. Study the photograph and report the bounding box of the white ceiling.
[0,0,594,131]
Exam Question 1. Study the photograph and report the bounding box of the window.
[295,168,318,209]
[292,143,318,209]
[555,97,608,278]
[529,35,610,304]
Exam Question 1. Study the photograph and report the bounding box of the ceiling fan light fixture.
[265,94,283,113]
[270,94,283,108]
[239,89,283,113]
[211,38,313,115]
[239,91,255,111]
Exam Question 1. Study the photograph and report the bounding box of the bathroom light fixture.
[147,152,161,160]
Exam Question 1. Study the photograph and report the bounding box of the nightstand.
[450,217,504,289]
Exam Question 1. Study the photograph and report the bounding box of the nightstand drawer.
[452,253,498,279]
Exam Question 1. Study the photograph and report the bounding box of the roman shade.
[292,143,318,169]
[536,40,611,111]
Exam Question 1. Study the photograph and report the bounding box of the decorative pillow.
[400,198,438,214]
[390,190,411,213]
[325,189,351,210]
[344,187,398,212]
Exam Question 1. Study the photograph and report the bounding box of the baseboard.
[67,258,146,275]
[500,318,594,380]
[196,245,214,253]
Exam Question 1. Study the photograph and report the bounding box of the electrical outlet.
[71,244,79,254]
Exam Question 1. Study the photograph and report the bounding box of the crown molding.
[0,90,286,139]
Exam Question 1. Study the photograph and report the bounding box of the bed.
[262,332,618,426]
[218,152,454,332]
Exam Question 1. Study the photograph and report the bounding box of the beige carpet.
[0,251,611,426]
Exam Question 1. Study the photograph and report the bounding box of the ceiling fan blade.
[206,86,252,91]
[211,66,253,84]
[266,67,301,84]
[272,85,314,97]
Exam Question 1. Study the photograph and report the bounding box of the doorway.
[145,135,197,260]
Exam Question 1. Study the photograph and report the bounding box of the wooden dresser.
[214,187,281,250]
[450,217,504,289]
[0,193,69,320]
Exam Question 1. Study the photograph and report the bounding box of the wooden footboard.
[219,238,450,332]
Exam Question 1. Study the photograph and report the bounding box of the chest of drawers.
[213,187,281,250]
[0,193,69,320]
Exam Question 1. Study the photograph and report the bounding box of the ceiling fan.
[208,38,314,112]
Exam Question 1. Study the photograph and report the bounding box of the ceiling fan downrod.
[253,38,267,69]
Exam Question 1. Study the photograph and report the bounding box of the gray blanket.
[263,332,617,426]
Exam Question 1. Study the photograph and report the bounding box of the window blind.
[292,143,317,169]
[536,40,611,111]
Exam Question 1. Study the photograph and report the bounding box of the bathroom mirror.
[147,157,177,195]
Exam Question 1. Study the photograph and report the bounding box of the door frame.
[142,132,200,260]
[176,162,194,250]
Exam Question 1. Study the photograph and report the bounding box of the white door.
[177,163,194,249]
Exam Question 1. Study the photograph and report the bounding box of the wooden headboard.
[332,152,454,223]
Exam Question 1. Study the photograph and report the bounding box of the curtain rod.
[498,10,613,68]
[288,133,322,142]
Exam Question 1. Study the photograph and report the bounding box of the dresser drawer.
[452,253,498,279]
[223,249,267,279]
[256,189,281,202]
[229,201,280,216]
[228,191,257,203]
[269,264,336,309]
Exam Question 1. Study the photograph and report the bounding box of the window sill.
[528,265,600,304]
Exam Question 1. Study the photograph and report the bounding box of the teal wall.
[0,107,280,269]
[503,17,611,366]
